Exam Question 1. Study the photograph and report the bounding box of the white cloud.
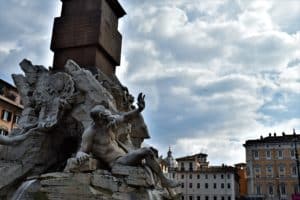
[119,0,300,164]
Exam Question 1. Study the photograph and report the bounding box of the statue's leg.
[115,147,151,166]
[115,147,179,189]
[144,155,179,188]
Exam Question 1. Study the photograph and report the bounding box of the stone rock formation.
[0,60,179,200]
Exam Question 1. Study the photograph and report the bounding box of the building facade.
[244,132,300,200]
[235,163,248,198]
[175,153,239,200]
[0,79,22,135]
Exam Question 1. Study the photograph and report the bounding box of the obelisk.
[51,0,126,76]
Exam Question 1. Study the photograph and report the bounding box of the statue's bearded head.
[90,105,114,124]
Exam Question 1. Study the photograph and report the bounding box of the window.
[221,174,224,179]
[213,174,216,179]
[13,115,20,124]
[254,166,261,178]
[227,174,230,179]
[228,196,231,200]
[279,165,285,177]
[214,196,217,200]
[197,196,200,200]
[181,183,184,188]
[189,174,193,179]
[0,84,4,95]
[214,183,217,189]
[205,183,209,189]
[227,183,231,189]
[266,150,271,159]
[197,174,200,179]
[7,93,16,101]
[189,196,193,200]
[221,183,224,189]
[256,185,261,195]
[189,162,193,171]
[197,183,200,188]
[221,197,224,200]
[1,110,12,122]
[292,166,297,176]
[291,149,295,158]
[266,165,273,177]
[280,183,286,195]
[182,196,185,200]
[269,185,273,195]
[181,163,184,171]
[205,174,208,179]
[181,174,185,179]
[278,150,283,159]
[253,150,259,159]
[0,129,8,136]
[189,183,193,188]
[294,185,299,193]
[205,196,209,200]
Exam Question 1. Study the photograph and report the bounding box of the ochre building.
[244,132,300,200]
[0,79,22,135]
[235,163,248,198]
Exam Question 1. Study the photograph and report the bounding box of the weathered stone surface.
[91,172,120,192]
[111,165,156,187]
[64,60,117,129]
[0,161,30,191]
[17,172,170,200]
[64,158,99,173]
[112,164,146,176]
[38,173,110,200]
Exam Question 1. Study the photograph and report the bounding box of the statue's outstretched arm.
[106,93,145,129]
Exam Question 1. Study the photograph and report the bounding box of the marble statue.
[0,59,179,200]
[76,93,179,190]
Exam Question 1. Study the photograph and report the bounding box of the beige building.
[174,153,239,200]
[244,131,300,200]
[0,79,22,135]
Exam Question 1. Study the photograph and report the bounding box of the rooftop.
[176,153,208,161]
[0,79,16,90]
[244,131,300,147]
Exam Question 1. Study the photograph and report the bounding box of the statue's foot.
[161,178,180,188]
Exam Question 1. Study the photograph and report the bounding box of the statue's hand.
[76,151,90,165]
[137,93,145,112]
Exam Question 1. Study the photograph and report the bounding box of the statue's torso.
[92,127,125,165]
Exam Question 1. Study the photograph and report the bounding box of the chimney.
[274,132,276,137]
[282,132,285,136]
[260,136,263,140]
[269,133,272,137]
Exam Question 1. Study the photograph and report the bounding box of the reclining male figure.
[76,93,179,189]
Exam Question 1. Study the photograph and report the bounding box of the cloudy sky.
[0,0,300,165]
